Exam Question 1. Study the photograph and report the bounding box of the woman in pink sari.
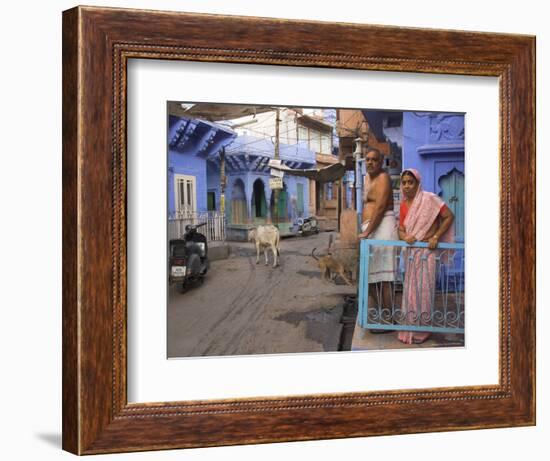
[397,169,455,344]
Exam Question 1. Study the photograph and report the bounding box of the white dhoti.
[361,211,398,283]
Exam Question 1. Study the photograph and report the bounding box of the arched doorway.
[230,179,247,224]
[251,178,267,222]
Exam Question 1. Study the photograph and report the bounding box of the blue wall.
[167,115,236,216]
[285,175,310,221]
[206,162,221,210]
[168,150,208,214]
[402,112,464,195]
[402,111,465,241]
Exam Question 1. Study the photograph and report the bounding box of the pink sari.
[398,169,453,344]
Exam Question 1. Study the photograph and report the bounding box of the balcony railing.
[358,239,465,334]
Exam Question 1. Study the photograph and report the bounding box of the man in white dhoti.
[357,148,398,332]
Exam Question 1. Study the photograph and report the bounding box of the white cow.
[248,225,280,267]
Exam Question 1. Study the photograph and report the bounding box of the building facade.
[221,134,314,238]
[296,109,340,231]
[401,112,465,242]
[221,107,345,236]
[168,109,319,240]
[168,115,236,218]
[357,110,465,242]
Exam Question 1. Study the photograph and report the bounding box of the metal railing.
[358,239,465,334]
[168,211,226,242]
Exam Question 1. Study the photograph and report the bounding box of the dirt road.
[167,232,356,358]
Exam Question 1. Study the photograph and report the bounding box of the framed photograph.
[62,6,535,455]
[163,102,465,359]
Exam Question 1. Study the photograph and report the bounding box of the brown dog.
[311,248,353,286]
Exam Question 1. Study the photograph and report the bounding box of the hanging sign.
[270,168,284,178]
[269,177,283,190]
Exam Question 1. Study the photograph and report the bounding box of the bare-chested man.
[357,148,398,332]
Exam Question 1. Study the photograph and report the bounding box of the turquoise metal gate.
[358,239,465,334]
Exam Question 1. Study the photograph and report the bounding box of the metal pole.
[354,137,363,229]
[273,108,280,226]
[220,146,226,214]
[275,108,280,160]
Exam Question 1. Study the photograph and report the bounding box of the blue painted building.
[401,112,465,242]
[359,110,465,287]
[168,115,236,218]
[220,135,315,237]
[362,110,465,242]
[168,114,315,239]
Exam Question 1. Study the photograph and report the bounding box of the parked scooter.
[169,222,209,293]
[295,216,320,236]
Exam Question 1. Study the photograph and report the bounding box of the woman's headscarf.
[400,169,453,243]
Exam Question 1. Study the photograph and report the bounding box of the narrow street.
[167,231,356,358]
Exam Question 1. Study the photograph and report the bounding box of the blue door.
[438,168,464,241]
[438,168,465,292]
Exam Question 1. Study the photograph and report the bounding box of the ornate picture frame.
[62,6,535,454]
